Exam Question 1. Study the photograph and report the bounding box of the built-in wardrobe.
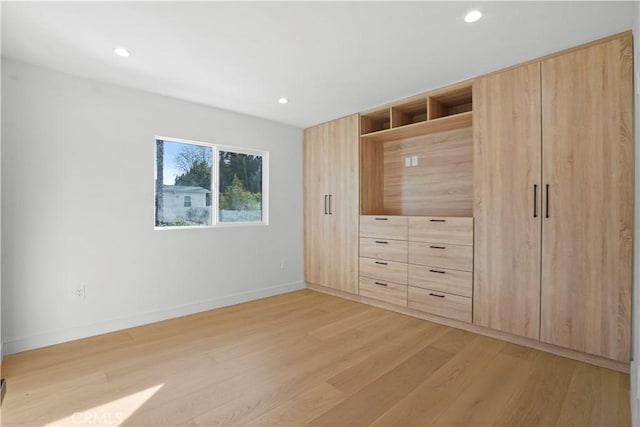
[303,32,633,371]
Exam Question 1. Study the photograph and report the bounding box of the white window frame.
[154,136,269,230]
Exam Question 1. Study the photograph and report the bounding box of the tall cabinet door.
[540,35,633,362]
[473,63,542,339]
[303,123,330,287]
[327,114,359,294]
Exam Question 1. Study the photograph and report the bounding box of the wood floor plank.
[250,382,347,426]
[429,348,536,426]
[307,346,454,426]
[556,363,630,427]
[493,351,577,426]
[370,334,507,427]
[1,289,631,427]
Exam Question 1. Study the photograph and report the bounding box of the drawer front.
[359,257,408,285]
[359,277,407,307]
[408,217,473,246]
[408,264,472,297]
[409,242,473,271]
[360,215,408,240]
[408,286,472,323]
[360,237,408,263]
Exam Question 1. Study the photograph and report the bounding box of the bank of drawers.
[359,216,408,306]
[359,215,473,322]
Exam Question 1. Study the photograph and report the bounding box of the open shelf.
[428,85,472,120]
[359,80,474,218]
[360,111,472,143]
[360,82,473,141]
[361,108,391,134]
[392,99,428,127]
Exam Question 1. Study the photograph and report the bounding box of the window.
[155,137,268,228]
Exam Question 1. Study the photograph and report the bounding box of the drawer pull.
[375,240,388,244]
[429,269,446,274]
[430,245,446,250]
[429,293,445,298]
[374,217,388,221]
[374,261,388,265]
[374,281,388,287]
[430,219,446,222]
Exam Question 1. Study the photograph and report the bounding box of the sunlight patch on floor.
[44,384,164,426]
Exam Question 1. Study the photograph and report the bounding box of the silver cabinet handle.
[324,195,328,215]
[328,194,332,215]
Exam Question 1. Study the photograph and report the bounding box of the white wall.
[1,59,304,354]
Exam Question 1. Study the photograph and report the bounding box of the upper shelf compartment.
[360,82,473,142]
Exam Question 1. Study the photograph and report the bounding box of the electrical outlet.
[404,157,411,167]
[411,155,418,166]
[280,259,287,270]
[75,285,86,300]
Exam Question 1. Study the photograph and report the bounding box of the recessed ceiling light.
[278,97,289,104]
[113,47,130,57]
[464,10,482,23]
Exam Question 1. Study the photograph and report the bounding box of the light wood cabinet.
[473,34,633,362]
[306,32,632,370]
[540,35,633,362]
[303,114,359,294]
[472,62,542,340]
[359,277,407,306]
[408,286,472,323]
[359,237,408,263]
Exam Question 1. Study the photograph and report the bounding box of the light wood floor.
[1,289,630,426]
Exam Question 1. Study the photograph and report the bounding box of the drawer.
[409,242,473,271]
[360,215,408,240]
[408,216,473,246]
[360,237,408,263]
[359,257,408,285]
[408,264,472,297]
[359,277,407,307]
[408,286,472,323]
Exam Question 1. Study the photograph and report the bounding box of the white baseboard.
[3,281,305,355]
[632,360,639,426]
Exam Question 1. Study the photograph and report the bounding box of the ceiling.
[2,1,635,128]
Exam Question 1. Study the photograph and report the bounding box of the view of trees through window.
[219,151,263,223]
[155,139,265,228]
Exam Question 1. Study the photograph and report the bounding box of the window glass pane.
[219,151,263,223]
[155,140,212,227]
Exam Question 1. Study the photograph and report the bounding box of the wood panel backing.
[382,127,473,216]
[360,140,384,215]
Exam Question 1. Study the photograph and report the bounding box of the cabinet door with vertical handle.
[303,123,331,287]
[473,62,543,339]
[540,35,633,362]
[327,114,360,294]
